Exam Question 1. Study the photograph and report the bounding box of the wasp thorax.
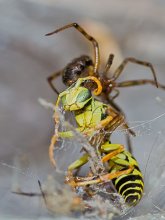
[62,55,93,86]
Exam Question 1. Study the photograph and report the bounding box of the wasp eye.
[76,89,91,103]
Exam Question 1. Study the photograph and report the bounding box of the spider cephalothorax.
[62,55,93,86]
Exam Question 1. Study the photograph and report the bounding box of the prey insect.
[46,23,165,206]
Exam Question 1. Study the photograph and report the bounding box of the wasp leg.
[98,165,133,182]
[82,112,125,138]
[67,159,92,191]
[46,23,100,74]
[47,70,63,95]
[82,115,114,135]
[49,129,76,167]
[101,143,124,162]
[110,57,158,87]
[65,149,97,189]
[82,105,122,135]
[68,143,132,187]
[55,89,70,107]
[68,153,89,171]
[49,134,59,167]
[49,127,87,167]
[71,165,133,187]
[49,108,61,167]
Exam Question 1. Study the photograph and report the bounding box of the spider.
[45,23,165,206]
[46,22,165,156]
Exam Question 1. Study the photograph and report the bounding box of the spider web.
[1,97,165,219]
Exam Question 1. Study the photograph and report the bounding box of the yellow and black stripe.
[110,151,144,206]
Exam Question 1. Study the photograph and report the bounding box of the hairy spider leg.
[46,23,100,75]
[47,70,63,95]
[110,57,158,87]
[12,180,45,203]
[104,96,135,153]
[115,79,165,89]
[103,53,115,76]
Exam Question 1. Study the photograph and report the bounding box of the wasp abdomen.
[112,153,144,206]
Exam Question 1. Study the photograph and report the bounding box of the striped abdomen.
[110,151,144,206]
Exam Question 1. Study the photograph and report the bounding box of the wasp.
[46,23,165,206]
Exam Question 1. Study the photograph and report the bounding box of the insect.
[46,23,165,206]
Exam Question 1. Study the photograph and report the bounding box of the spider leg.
[12,191,41,197]
[109,88,120,100]
[46,23,100,74]
[12,180,44,199]
[103,53,114,76]
[111,57,158,87]
[106,114,125,134]
[115,79,165,89]
[47,70,63,95]
[102,94,135,153]
[38,180,47,205]
[106,105,135,136]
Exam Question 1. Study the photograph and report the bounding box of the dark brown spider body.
[62,55,93,86]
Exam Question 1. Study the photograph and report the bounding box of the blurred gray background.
[1,0,165,219]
